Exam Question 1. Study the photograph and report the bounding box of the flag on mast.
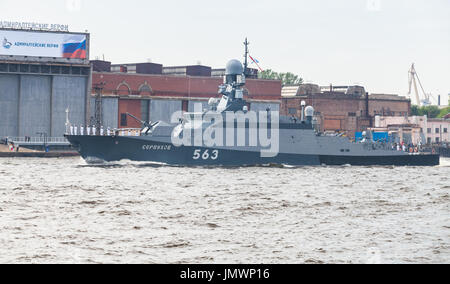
[249,55,264,72]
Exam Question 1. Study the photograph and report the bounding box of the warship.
[65,49,440,167]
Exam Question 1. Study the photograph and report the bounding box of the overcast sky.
[1,0,449,104]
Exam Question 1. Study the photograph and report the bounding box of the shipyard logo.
[2,37,12,49]
[171,103,280,158]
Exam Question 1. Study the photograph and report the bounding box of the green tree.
[438,107,450,118]
[278,72,304,85]
[258,69,279,80]
[423,106,441,118]
[258,69,303,86]
[411,105,420,116]
[411,105,441,118]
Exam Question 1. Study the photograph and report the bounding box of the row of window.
[374,111,407,117]
[0,63,90,76]
[427,128,448,134]
[288,109,409,118]
[428,138,444,144]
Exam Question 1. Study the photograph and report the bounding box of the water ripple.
[0,157,448,264]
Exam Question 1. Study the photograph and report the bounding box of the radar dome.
[305,106,315,117]
[225,59,244,75]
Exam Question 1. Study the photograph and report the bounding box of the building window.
[71,66,81,75]
[436,128,440,134]
[141,101,150,123]
[41,65,50,73]
[289,108,297,115]
[81,67,90,75]
[427,138,432,144]
[120,113,128,127]
[30,65,40,73]
[444,128,448,133]
[182,100,189,112]
[427,128,432,134]
[62,66,71,74]
[9,64,18,72]
[436,137,440,143]
[348,112,357,117]
[20,64,29,73]
[138,84,153,96]
[51,65,61,74]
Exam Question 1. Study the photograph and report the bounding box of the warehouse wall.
[188,101,209,113]
[19,75,51,137]
[0,74,19,138]
[52,76,87,137]
[89,97,119,129]
[141,100,150,123]
[150,100,182,123]
[102,98,119,129]
[118,99,142,128]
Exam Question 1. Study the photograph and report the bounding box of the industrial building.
[0,28,91,141]
[89,60,281,130]
[370,116,450,145]
[281,84,411,138]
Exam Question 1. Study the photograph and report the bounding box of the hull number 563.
[193,149,219,160]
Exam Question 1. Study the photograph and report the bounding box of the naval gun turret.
[216,59,247,112]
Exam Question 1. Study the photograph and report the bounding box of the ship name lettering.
[142,145,172,151]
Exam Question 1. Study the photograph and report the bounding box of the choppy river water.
[0,157,449,264]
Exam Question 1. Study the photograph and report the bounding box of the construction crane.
[408,63,434,106]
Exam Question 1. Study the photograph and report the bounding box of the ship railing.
[67,127,143,137]
[110,128,142,137]
[8,137,70,145]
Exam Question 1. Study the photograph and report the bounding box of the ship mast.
[243,38,249,76]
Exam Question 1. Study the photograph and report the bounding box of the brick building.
[281,85,411,138]
[89,61,412,137]
[90,60,282,129]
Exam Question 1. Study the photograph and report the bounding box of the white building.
[374,116,450,145]
[426,119,450,144]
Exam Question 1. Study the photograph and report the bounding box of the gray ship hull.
[66,135,440,166]
[65,59,440,167]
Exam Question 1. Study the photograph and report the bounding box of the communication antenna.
[243,38,249,76]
